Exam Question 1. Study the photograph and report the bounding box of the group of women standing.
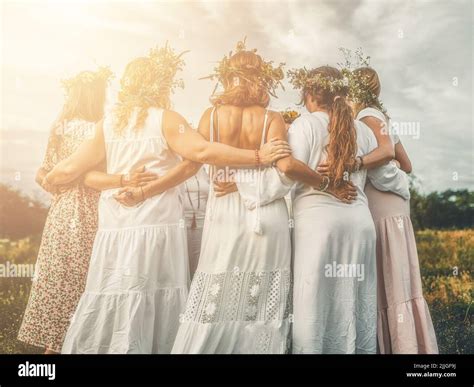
[17,41,438,354]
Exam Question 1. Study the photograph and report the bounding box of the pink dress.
[358,108,438,354]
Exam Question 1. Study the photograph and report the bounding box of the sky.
[0,0,473,195]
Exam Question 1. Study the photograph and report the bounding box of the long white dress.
[182,167,209,279]
[171,109,293,354]
[62,107,190,354]
[290,111,410,354]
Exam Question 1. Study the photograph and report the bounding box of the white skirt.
[62,191,190,354]
[172,191,292,354]
[292,195,377,354]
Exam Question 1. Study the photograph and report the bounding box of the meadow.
[0,230,472,354]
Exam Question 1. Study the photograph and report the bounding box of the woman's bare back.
[208,105,274,149]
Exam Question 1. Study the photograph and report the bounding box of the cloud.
[0,0,472,192]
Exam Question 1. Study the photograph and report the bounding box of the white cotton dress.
[182,167,209,279]
[171,109,293,354]
[290,111,410,354]
[62,107,190,354]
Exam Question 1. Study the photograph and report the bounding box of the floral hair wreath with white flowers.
[288,48,386,113]
[338,47,387,114]
[287,67,351,97]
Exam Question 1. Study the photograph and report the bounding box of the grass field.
[0,230,472,354]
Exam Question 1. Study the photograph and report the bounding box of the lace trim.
[182,269,291,324]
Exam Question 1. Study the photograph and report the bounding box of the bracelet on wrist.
[354,156,363,172]
[140,186,146,202]
[319,175,330,192]
[255,149,261,166]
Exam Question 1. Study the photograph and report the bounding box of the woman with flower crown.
[17,68,114,354]
[43,44,290,354]
[286,66,411,354]
[343,67,437,354]
[170,41,357,354]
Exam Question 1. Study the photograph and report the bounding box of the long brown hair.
[303,66,357,185]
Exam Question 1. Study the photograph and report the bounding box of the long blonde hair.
[49,69,110,157]
[113,45,186,135]
[351,67,388,118]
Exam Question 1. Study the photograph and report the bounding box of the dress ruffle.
[62,224,190,354]
[366,182,438,354]
[62,287,188,354]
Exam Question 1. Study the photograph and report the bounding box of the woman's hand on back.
[316,162,330,176]
[114,186,146,207]
[326,180,358,204]
[214,181,238,197]
[122,166,158,187]
[259,137,292,165]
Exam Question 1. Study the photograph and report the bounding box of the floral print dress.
[17,119,100,352]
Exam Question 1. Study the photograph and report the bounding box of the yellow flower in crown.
[118,43,188,108]
[201,37,285,98]
[61,66,114,95]
[281,110,300,124]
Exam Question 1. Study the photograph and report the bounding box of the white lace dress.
[290,112,410,354]
[171,110,293,354]
[61,107,190,354]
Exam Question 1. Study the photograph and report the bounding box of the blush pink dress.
[358,107,438,354]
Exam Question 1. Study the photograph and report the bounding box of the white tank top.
[356,107,400,145]
[99,107,184,229]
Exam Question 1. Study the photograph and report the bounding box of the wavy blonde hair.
[48,69,110,158]
[113,45,185,135]
[351,67,388,118]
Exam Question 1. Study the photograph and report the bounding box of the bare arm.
[394,140,412,173]
[359,116,395,169]
[163,109,291,167]
[83,163,159,192]
[44,121,106,185]
[83,171,121,191]
[114,159,201,206]
[35,167,47,187]
[271,113,326,188]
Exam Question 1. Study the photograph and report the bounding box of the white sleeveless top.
[99,107,184,229]
[356,107,400,145]
[208,108,292,234]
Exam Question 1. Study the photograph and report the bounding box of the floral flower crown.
[201,37,285,98]
[287,67,350,96]
[281,109,300,124]
[338,47,387,114]
[61,66,114,95]
[120,43,187,103]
